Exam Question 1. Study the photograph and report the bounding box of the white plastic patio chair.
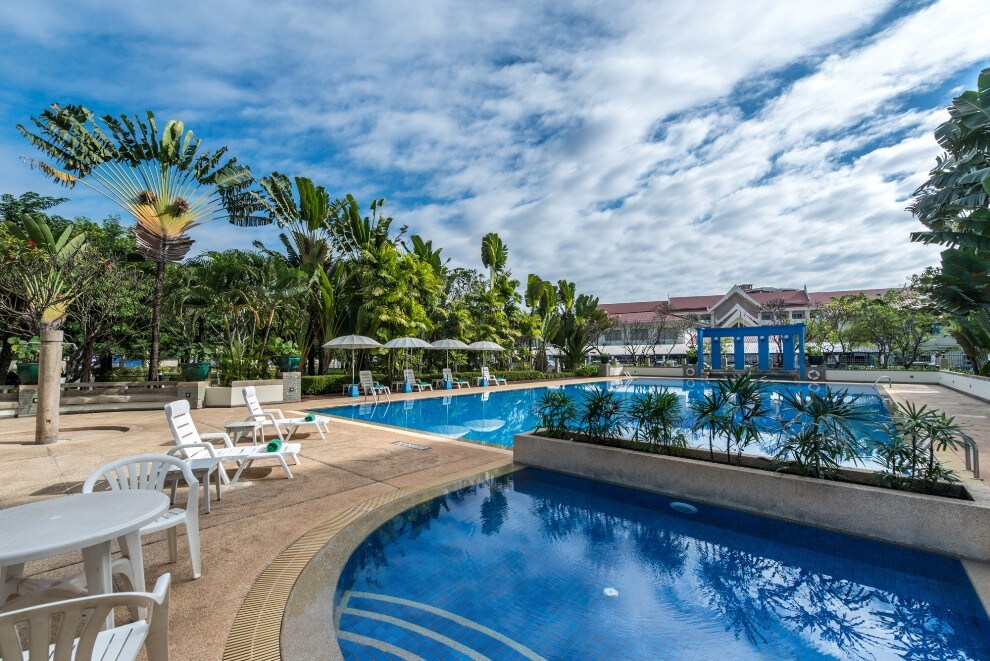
[83,454,202,580]
[359,371,390,400]
[164,400,301,483]
[403,368,433,391]
[240,386,330,441]
[0,573,170,661]
[442,368,470,389]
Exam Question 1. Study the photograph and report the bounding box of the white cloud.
[0,0,986,302]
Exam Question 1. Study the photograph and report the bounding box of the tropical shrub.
[690,389,731,461]
[628,388,687,454]
[573,364,599,377]
[7,336,40,362]
[875,402,961,493]
[577,386,627,444]
[772,388,873,479]
[713,373,770,463]
[534,390,576,438]
[269,337,300,356]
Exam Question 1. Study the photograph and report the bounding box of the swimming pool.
[316,378,891,461]
[335,468,990,659]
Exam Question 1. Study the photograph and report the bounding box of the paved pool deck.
[0,377,985,660]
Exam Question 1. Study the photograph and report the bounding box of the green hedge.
[301,368,599,396]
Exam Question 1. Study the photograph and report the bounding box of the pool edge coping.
[222,457,516,661]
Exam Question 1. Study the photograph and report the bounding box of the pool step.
[337,591,545,661]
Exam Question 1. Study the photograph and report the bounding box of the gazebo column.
[757,335,770,370]
[733,337,746,370]
[782,333,796,371]
[710,336,722,370]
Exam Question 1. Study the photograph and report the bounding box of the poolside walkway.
[0,389,516,661]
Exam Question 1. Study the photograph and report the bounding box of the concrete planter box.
[513,432,990,562]
[622,366,686,378]
[203,379,284,407]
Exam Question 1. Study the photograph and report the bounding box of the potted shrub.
[685,347,698,364]
[806,344,825,365]
[8,336,41,385]
[271,338,301,372]
[180,342,214,381]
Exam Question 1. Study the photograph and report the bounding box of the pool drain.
[670,502,698,514]
[603,587,619,597]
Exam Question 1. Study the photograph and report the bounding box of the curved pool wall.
[316,378,891,462]
[331,467,990,659]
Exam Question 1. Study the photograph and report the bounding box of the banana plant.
[2,214,89,329]
[18,104,256,380]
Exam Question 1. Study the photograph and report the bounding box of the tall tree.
[18,104,256,380]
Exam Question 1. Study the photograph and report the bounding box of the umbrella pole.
[349,348,358,397]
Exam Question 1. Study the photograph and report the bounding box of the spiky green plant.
[629,388,687,454]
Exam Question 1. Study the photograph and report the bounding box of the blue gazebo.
[696,323,805,379]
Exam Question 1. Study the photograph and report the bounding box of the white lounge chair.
[0,574,171,661]
[84,455,203,580]
[164,400,300,483]
[403,368,433,391]
[474,366,507,386]
[359,370,390,401]
[239,385,330,442]
[441,368,470,389]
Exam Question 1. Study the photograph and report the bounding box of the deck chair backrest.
[442,368,453,380]
[403,368,416,382]
[242,386,263,418]
[0,574,171,661]
[359,371,375,388]
[164,400,204,459]
[83,454,198,496]
[481,366,492,379]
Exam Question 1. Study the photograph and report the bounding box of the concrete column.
[35,328,63,444]
[734,337,746,370]
[711,337,722,370]
[178,381,208,409]
[782,334,796,371]
[757,335,770,370]
[279,372,302,403]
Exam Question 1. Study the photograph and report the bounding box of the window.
[761,313,774,321]
[791,312,805,320]
[700,315,711,323]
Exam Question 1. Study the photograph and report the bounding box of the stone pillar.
[35,328,64,444]
[279,372,301,403]
[17,384,38,417]
[178,381,208,409]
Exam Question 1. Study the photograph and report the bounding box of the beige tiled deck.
[0,378,986,659]
[0,389,516,661]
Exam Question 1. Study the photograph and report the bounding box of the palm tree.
[18,105,256,380]
[250,173,348,373]
[481,232,508,290]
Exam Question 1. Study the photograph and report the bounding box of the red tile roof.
[601,285,896,321]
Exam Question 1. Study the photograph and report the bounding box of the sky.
[1,0,988,302]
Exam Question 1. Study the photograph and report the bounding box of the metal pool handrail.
[957,431,981,480]
[873,376,893,387]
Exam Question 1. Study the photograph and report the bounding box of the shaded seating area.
[697,323,806,380]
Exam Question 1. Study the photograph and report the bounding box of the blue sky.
[1,0,988,301]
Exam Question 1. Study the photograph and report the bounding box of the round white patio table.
[0,490,169,625]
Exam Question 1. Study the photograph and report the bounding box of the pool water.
[317,378,891,464]
[335,468,990,660]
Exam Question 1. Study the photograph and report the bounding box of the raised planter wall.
[514,432,990,562]
[621,366,685,378]
[825,369,942,384]
[203,379,284,408]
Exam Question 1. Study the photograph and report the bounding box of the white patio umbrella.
[431,338,470,370]
[323,335,382,395]
[383,337,435,386]
[468,340,505,376]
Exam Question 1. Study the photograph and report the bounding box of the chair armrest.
[200,432,234,448]
[262,408,286,420]
[168,442,219,459]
